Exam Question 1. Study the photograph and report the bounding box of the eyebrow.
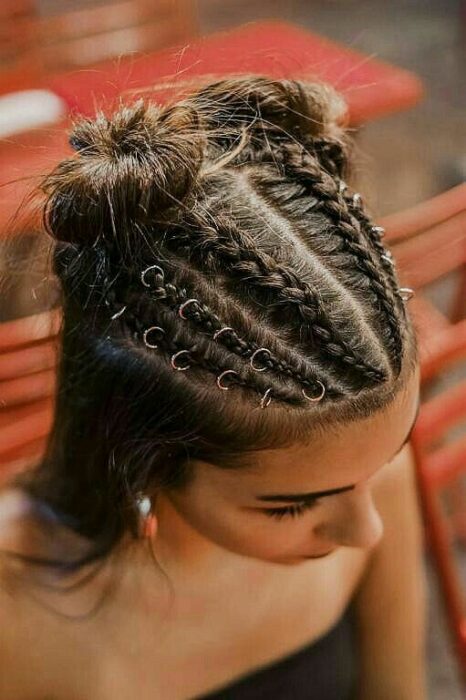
[255,398,421,504]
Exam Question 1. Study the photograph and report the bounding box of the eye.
[263,500,319,520]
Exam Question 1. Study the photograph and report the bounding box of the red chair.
[0,0,197,95]
[410,338,466,683]
[47,20,424,122]
[381,183,466,371]
[382,185,466,683]
[0,309,61,485]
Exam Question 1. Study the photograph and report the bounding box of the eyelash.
[263,500,319,520]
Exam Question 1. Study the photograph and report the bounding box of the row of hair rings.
[140,265,326,408]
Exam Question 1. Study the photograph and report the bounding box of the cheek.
[171,494,321,559]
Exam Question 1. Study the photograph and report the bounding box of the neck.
[149,492,260,589]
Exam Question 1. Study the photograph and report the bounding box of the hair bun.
[42,99,205,246]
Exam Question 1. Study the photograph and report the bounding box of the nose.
[314,485,384,550]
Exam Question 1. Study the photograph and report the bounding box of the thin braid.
[107,266,343,399]
[342,189,406,314]
[163,214,387,385]
[115,291,337,407]
[279,143,404,376]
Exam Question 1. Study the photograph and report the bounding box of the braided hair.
[15,76,417,573]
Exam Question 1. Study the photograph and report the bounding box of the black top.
[194,604,357,700]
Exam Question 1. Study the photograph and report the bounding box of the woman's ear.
[137,494,158,539]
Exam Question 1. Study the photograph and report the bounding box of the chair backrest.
[0,0,41,95]
[0,308,61,484]
[0,0,197,94]
[36,0,198,72]
[381,183,466,289]
[410,337,466,680]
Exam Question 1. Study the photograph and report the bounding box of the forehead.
[193,367,420,499]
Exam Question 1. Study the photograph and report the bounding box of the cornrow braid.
[340,185,406,314]
[104,261,343,404]
[161,213,388,386]
[310,136,348,179]
[275,142,404,376]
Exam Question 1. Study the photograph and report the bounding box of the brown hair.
[14,76,417,572]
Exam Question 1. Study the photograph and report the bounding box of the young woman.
[0,77,426,699]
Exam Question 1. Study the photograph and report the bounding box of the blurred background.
[0,2,465,698]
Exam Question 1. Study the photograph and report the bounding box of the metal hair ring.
[178,298,199,319]
[260,388,273,409]
[143,326,165,349]
[110,305,127,321]
[250,347,272,372]
[170,350,191,371]
[371,226,386,238]
[213,326,234,341]
[352,193,362,206]
[216,370,239,390]
[399,287,415,302]
[302,381,326,403]
[381,253,395,267]
[141,265,165,288]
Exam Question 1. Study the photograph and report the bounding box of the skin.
[152,364,421,574]
[0,365,424,699]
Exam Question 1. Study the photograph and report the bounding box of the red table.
[48,20,423,123]
[0,20,424,240]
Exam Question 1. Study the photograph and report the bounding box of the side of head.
[15,76,418,571]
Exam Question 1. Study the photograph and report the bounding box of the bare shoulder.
[0,487,40,699]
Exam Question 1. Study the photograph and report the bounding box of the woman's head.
[17,76,419,571]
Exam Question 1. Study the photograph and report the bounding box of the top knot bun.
[42,99,205,246]
[41,77,349,249]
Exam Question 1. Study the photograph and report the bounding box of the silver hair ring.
[178,298,199,319]
[372,226,386,238]
[170,350,191,371]
[141,265,165,288]
[352,193,362,206]
[110,305,127,320]
[250,347,272,372]
[381,253,395,267]
[143,326,165,349]
[302,381,326,403]
[260,388,273,409]
[338,180,348,193]
[213,326,235,341]
[399,287,415,301]
[216,370,239,390]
